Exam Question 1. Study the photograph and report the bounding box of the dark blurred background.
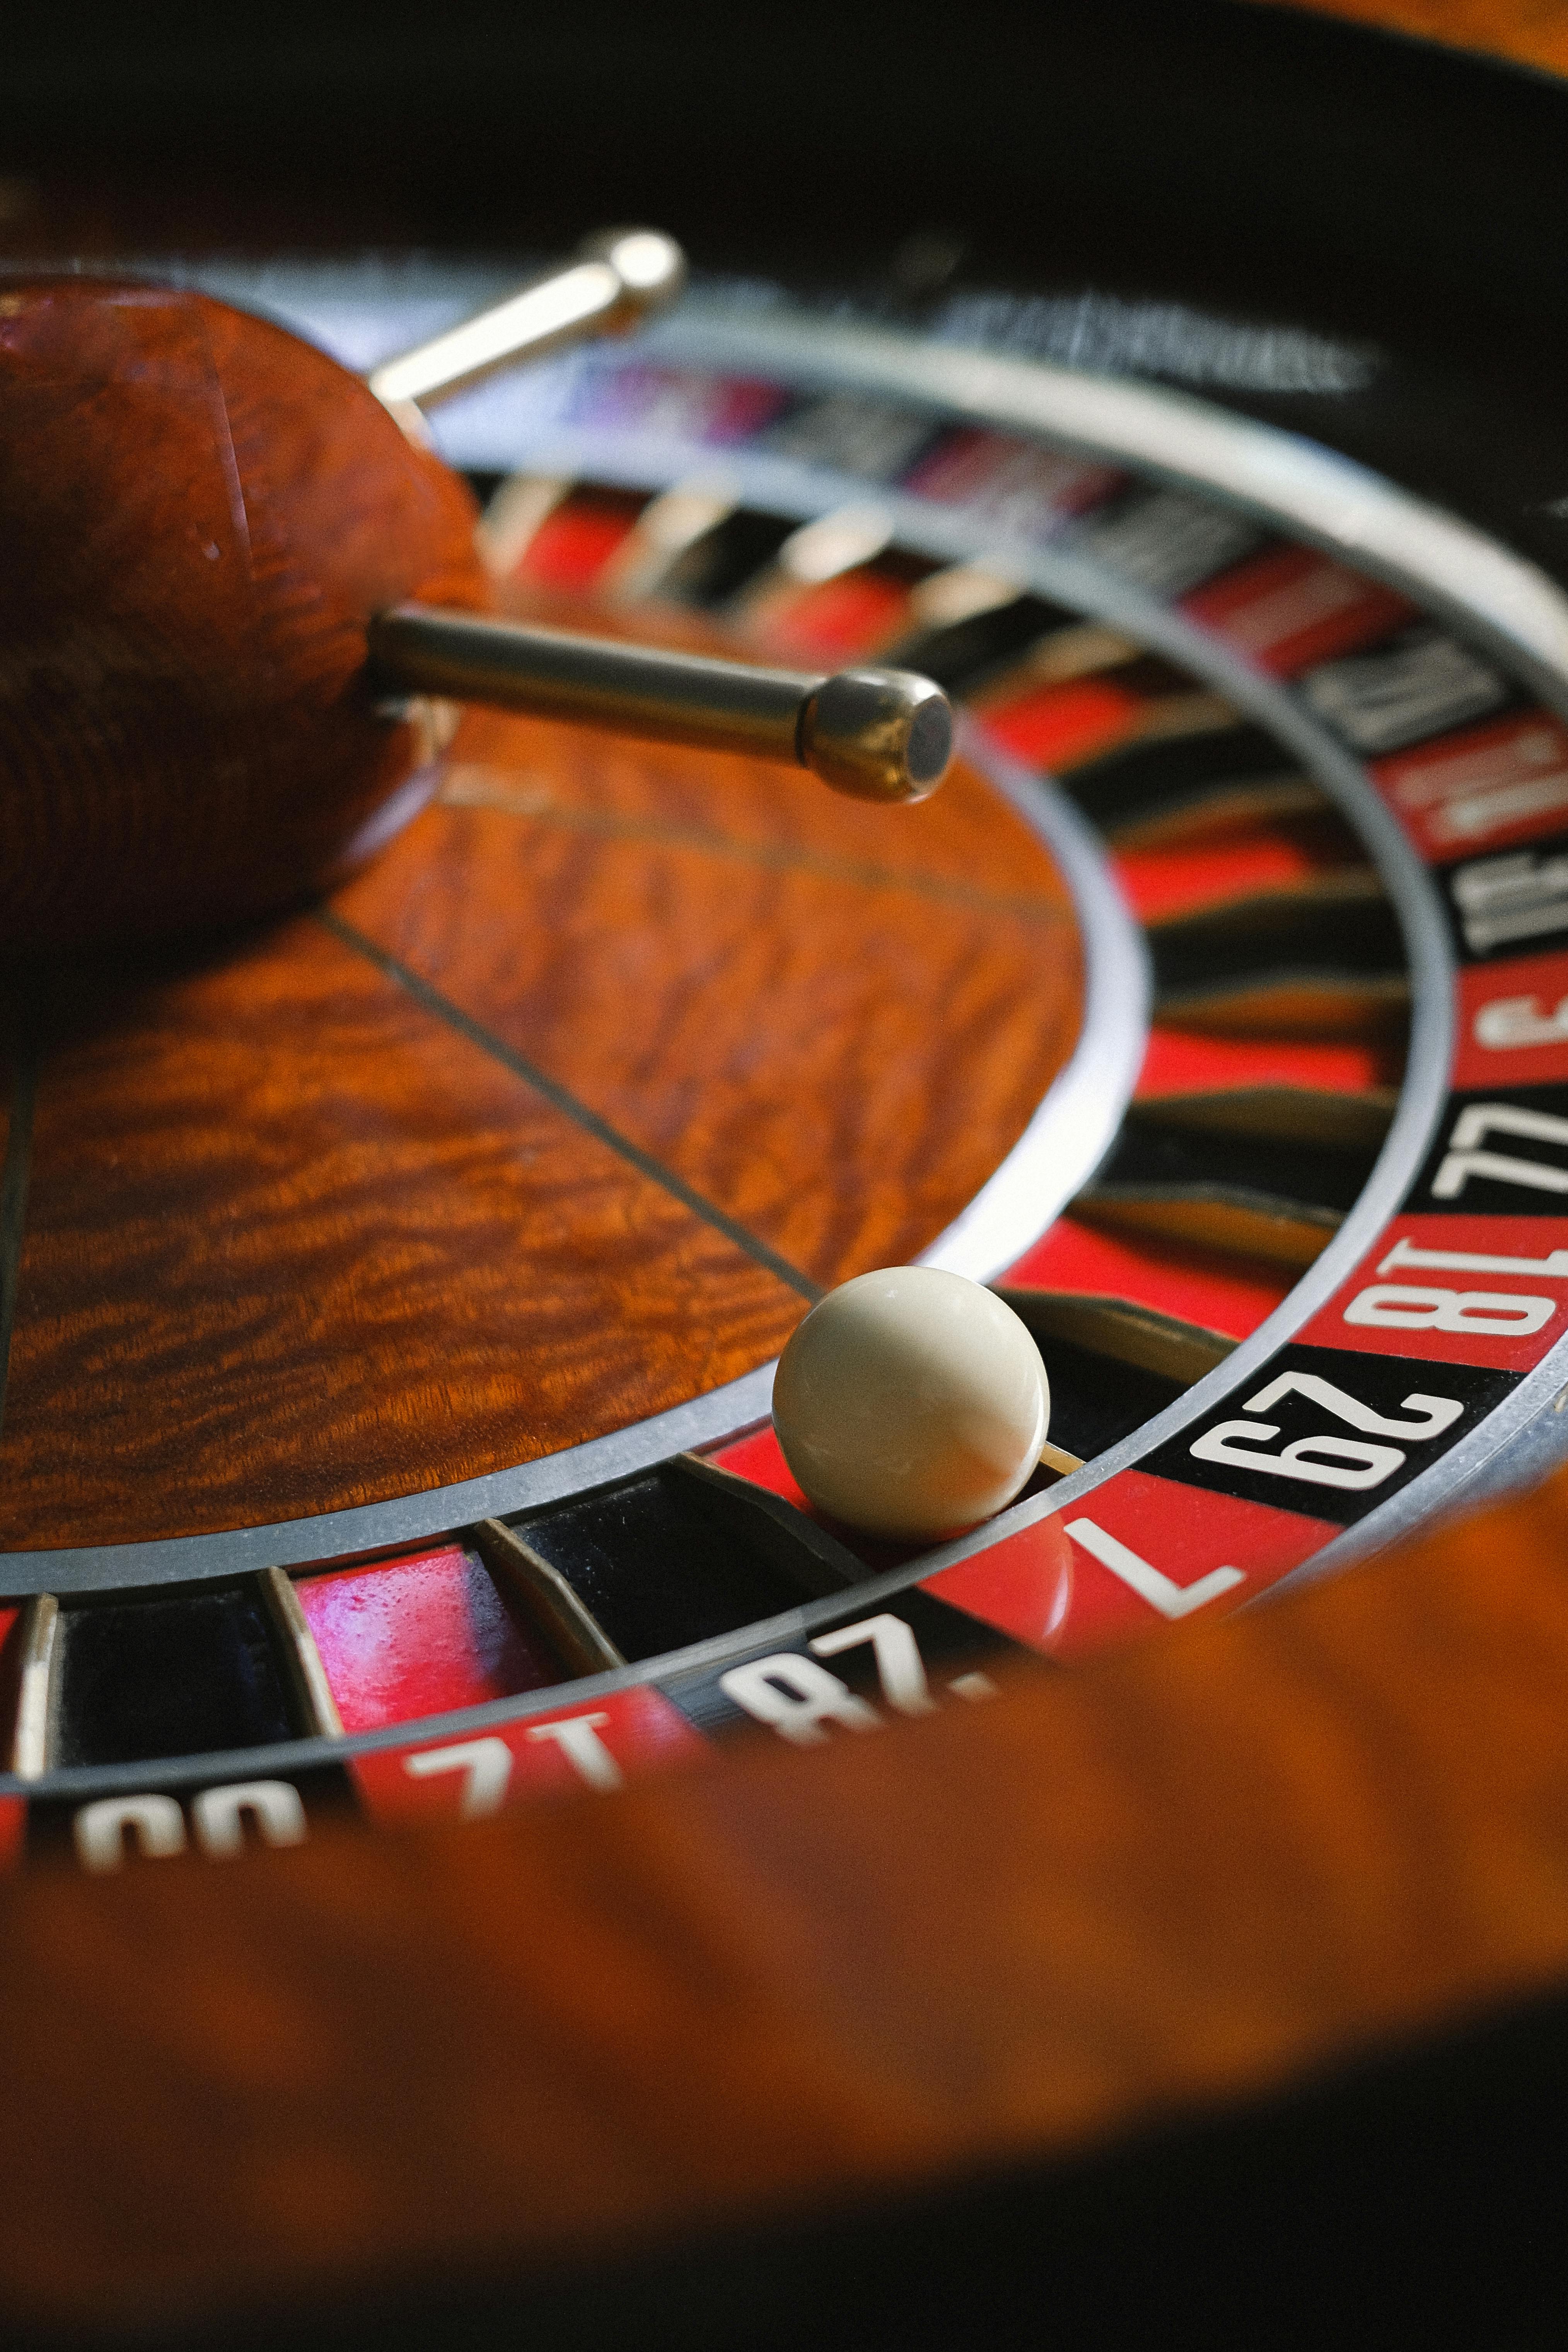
[1,0,1561,304]
[7,0,1568,581]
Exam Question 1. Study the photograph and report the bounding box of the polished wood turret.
[0,280,488,949]
[0,270,949,954]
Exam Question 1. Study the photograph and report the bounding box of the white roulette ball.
[772,1265,1049,1541]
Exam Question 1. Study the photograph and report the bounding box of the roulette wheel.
[7,0,1568,2343]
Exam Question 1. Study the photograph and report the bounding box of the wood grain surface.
[4,1464,1568,2340]
[0,728,1079,1550]
[343,722,1082,1288]
[0,275,1082,1550]
[0,919,805,1548]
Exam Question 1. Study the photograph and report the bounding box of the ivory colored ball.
[772,1266,1049,1540]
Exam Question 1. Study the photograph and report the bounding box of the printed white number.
[1377,1234,1568,1279]
[1240,1370,1463,1439]
[74,1793,186,1873]
[74,1782,312,1871]
[191,1779,308,1858]
[1474,993,1568,1050]
[718,1654,880,1744]
[1189,1368,1464,1492]
[1432,1103,1568,1198]
[1064,1519,1244,1620]
[1353,1236,1568,1336]
[810,1614,936,1716]
[1189,1424,1406,1489]
[1451,848,1568,955]
[1345,1285,1556,1336]
[404,1736,514,1820]
[524,1713,623,1792]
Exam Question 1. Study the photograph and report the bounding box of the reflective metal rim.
[637,307,1568,729]
[0,710,1145,1596]
[2,305,1546,1636]
[431,317,1568,1597]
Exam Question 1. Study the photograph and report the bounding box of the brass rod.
[367,229,686,413]
[471,1520,625,1679]
[9,1593,58,1779]
[257,1567,345,1739]
[370,605,953,804]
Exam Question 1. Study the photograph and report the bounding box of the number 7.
[403,1737,513,1819]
